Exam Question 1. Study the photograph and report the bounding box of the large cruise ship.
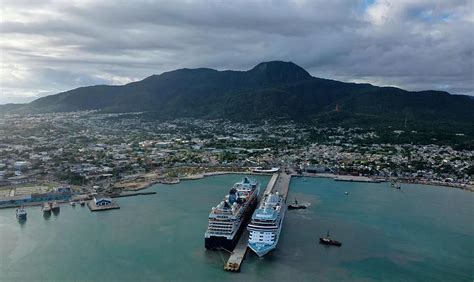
[204,177,260,251]
[247,191,286,257]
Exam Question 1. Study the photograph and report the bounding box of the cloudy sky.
[0,0,473,104]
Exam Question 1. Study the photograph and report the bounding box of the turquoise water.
[0,175,472,281]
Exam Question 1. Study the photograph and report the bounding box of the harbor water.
[0,175,472,281]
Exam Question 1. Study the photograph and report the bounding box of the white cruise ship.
[247,192,286,257]
[204,177,260,251]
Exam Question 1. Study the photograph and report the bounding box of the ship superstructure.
[205,177,260,251]
[247,191,286,257]
[16,207,27,220]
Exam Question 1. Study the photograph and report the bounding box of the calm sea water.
[0,175,472,281]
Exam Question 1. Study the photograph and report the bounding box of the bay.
[0,175,472,281]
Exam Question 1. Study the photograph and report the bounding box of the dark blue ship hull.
[205,195,258,251]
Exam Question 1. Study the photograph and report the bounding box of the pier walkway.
[264,173,279,195]
[224,173,279,272]
[271,172,291,201]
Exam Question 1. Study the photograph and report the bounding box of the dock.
[272,172,292,201]
[111,191,157,198]
[264,173,280,195]
[224,173,279,272]
[87,199,120,211]
[334,175,384,183]
[224,230,250,271]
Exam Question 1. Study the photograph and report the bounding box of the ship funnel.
[228,188,238,204]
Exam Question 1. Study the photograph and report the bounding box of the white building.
[94,196,113,206]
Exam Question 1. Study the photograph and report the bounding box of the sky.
[0,0,473,104]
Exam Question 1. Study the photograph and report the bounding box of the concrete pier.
[224,230,250,272]
[111,191,157,198]
[224,173,279,272]
[264,173,279,195]
[87,200,120,211]
[272,172,291,201]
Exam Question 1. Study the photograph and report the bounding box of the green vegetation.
[57,172,87,185]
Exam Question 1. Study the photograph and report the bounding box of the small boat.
[390,180,401,189]
[288,198,307,210]
[16,207,27,220]
[42,203,51,214]
[70,201,76,207]
[80,201,85,207]
[319,231,342,247]
[51,201,60,212]
[345,191,349,195]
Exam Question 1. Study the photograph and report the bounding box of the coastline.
[117,170,273,191]
[300,173,473,192]
[3,169,469,210]
[180,170,273,180]
[397,179,473,192]
[117,170,473,193]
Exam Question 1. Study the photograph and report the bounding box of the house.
[55,186,72,194]
[304,166,331,174]
[14,161,30,170]
[7,175,37,185]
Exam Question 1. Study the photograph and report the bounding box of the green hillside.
[2,61,473,135]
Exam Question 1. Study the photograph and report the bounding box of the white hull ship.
[251,167,280,173]
[204,177,260,251]
[247,192,286,257]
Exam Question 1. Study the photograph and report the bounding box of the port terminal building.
[0,187,72,208]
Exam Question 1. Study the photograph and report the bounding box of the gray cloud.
[0,0,473,104]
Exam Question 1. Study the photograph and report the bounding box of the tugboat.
[16,207,27,220]
[51,201,60,214]
[319,230,342,247]
[390,180,401,190]
[42,202,51,214]
[288,198,307,210]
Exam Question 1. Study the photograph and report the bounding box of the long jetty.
[272,172,291,202]
[224,173,280,272]
[111,191,157,198]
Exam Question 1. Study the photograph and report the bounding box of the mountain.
[2,61,473,133]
